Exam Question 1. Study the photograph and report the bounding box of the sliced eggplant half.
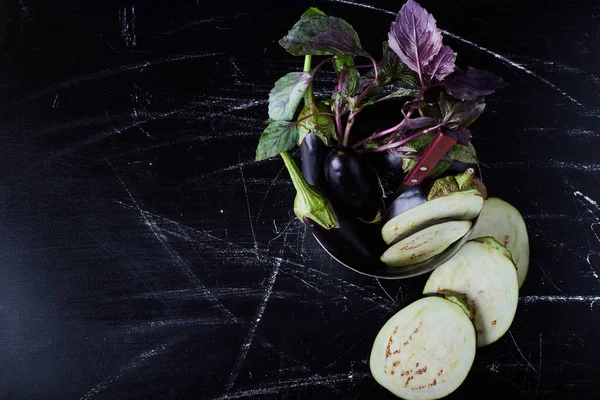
[471,197,530,288]
[423,237,519,347]
[382,189,484,245]
[381,220,473,267]
[370,296,476,400]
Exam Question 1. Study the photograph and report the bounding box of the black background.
[1,0,600,399]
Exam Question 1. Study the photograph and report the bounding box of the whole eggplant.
[300,141,387,270]
[324,148,384,223]
[303,215,386,269]
[382,185,427,223]
[300,133,331,191]
[364,150,406,196]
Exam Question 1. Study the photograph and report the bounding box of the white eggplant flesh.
[370,296,476,400]
[381,220,473,267]
[471,197,530,288]
[382,190,484,245]
[423,238,519,347]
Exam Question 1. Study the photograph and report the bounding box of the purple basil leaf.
[424,45,456,81]
[309,30,370,57]
[443,127,471,146]
[444,67,506,100]
[388,0,443,77]
[358,43,419,94]
[456,102,486,128]
[439,92,486,128]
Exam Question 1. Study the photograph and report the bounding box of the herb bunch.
[256,0,504,229]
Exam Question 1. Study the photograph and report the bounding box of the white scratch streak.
[375,278,396,304]
[507,330,537,373]
[80,338,181,400]
[224,259,281,391]
[520,295,600,304]
[216,372,369,400]
[239,162,260,260]
[105,158,239,323]
[491,160,600,171]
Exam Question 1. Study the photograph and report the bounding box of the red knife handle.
[404,131,457,186]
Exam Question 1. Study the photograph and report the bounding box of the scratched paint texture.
[0,0,599,399]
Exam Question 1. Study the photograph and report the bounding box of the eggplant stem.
[280,151,307,194]
[296,111,335,124]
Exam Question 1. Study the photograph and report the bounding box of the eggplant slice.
[381,220,473,267]
[382,189,484,245]
[370,296,476,400]
[471,197,530,288]
[423,237,519,347]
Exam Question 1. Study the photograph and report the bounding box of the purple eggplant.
[364,150,406,195]
[303,215,386,269]
[382,185,427,223]
[324,148,384,223]
[300,133,330,191]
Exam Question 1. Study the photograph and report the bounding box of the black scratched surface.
[1,0,600,399]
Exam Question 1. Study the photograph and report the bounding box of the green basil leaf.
[449,142,479,164]
[268,72,313,121]
[255,121,299,161]
[279,8,370,57]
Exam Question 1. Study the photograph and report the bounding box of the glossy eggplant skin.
[299,133,330,191]
[324,148,383,222]
[382,185,427,223]
[303,216,386,269]
[364,150,406,195]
